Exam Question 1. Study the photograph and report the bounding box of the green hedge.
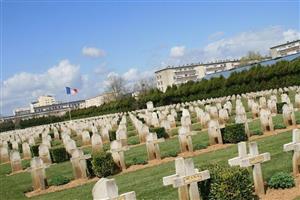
[149,127,169,139]
[109,130,117,141]
[268,172,295,189]
[30,145,39,157]
[92,151,120,177]
[198,164,253,200]
[49,147,70,163]
[48,175,70,186]
[276,102,286,114]
[221,123,247,144]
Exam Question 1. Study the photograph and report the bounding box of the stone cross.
[22,142,32,160]
[229,142,270,196]
[282,104,296,127]
[10,150,23,173]
[110,140,129,170]
[207,120,223,145]
[38,144,52,164]
[92,178,136,200]
[70,148,91,179]
[0,147,9,163]
[146,132,165,161]
[27,157,49,190]
[283,129,300,176]
[163,157,210,200]
[138,124,149,143]
[82,131,91,146]
[260,109,274,132]
[178,126,195,153]
[91,133,103,153]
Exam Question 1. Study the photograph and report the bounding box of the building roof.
[154,59,239,74]
[270,39,300,49]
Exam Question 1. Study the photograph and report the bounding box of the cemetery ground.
[0,111,300,200]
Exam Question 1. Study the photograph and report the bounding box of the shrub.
[268,172,295,189]
[109,130,116,141]
[221,123,247,144]
[50,140,62,147]
[149,127,169,139]
[127,157,148,166]
[274,124,286,129]
[297,119,300,125]
[86,158,95,178]
[194,143,208,150]
[49,131,54,139]
[128,136,139,145]
[176,111,182,120]
[30,145,39,157]
[251,130,263,136]
[162,151,178,158]
[92,151,120,177]
[49,175,70,186]
[198,164,253,200]
[50,147,70,163]
[127,130,137,137]
[276,102,286,114]
[18,143,23,154]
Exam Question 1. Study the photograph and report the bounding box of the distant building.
[85,92,116,108]
[155,59,240,92]
[270,40,300,58]
[14,107,31,116]
[31,95,56,107]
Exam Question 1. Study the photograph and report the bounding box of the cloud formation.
[162,26,300,67]
[82,46,106,58]
[1,60,84,115]
[170,46,186,57]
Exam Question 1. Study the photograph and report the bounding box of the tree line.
[1,58,299,132]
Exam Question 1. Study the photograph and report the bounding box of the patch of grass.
[128,136,139,145]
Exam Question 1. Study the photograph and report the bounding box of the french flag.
[65,87,78,95]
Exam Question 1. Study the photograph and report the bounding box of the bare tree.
[105,74,127,98]
[133,77,156,95]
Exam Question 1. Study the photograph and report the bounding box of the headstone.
[283,129,300,176]
[27,157,48,190]
[295,93,300,109]
[178,126,195,153]
[229,142,270,196]
[10,150,22,173]
[92,178,136,200]
[282,104,296,126]
[0,147,9,163]
[38,144,52,164]
[22,142,32,159]
[82,131,91,146]
[70,149,91,179]
[260,109,274,132]
[146,132,164,160]
[110,140,129,170]
[218,109,229,125]
[65,139,77,154]
[207,120,223,145]
[251,102,260,118]
[163,157,210,200]
[91,133,103,153]
[101,128,110,143]
[116,129,127,146]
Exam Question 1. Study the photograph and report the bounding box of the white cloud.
[162,26,300,66]
[1,59,84,115]
[208,31,224,40]
[82,46,106,58]
[170,46,185,57]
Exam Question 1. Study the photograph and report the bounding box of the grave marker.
[283,129,300,175]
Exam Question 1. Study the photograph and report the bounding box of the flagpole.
[68,93,72,121]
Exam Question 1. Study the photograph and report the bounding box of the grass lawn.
[0,129,296,200]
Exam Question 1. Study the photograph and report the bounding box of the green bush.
[194,143,208,150]
[276,102,286,114]
[268,172,295,189]
[162,151,178,158]
[18,143,23,154]
[109,130,116,141]
[49,131,54,139]
[198,164,253,200]
[251,130,263,136]
[30,145,39,157]
[86,158,95,178]
[149,127,169,139]
[49,175,70,186]
[50,140,62,147]
[274,124,287,129]
[50,147,70,163]
[297,119,300,124]
[221,123,247,144]
[92,151,120,177]
[127,157,148,166]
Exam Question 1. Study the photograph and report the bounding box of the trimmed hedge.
[276,102,286,114]
[48,175,70,186]
[30,145,39,157]
[198,164,253,200]
[149,127,169,139]
[221,123,247,144]
[49,147,70,163]
[268,172,295,189]
[92,151,120,177]
[109,130,117,141]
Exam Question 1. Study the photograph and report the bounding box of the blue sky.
[1,0,300,115]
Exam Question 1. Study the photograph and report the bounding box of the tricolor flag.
[65,87,78,95]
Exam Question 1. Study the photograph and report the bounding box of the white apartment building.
[85,92,116,108]
[32,95,56,107]
[155,60,240,92]
[270,40,300,58]
[155,64,206,92]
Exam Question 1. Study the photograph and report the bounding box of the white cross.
[283,129,300,175]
